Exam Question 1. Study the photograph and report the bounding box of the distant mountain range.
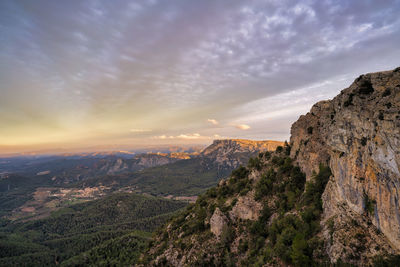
[0,144,205,158]
[0,139,282,219]
[73,139,284,197]
[0,151,192,184]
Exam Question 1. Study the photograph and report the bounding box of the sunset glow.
[1,1,400,154]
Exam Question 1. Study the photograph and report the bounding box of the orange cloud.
[235,124,251,130]
[207,119,219,125]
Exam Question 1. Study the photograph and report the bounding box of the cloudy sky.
[1,0,400,153]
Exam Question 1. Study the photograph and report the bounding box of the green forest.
[0,193,186,266]
[76,157,233,197]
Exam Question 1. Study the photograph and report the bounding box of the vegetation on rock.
[146,145,335,266]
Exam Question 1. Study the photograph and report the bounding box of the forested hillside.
[0,193,186,266]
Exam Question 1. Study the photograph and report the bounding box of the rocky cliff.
[132,153,182,169]
[202,139,284,156]
[144,67,400,266]
[290,67,400,263]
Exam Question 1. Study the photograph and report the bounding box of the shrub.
[274,226,297,262]
[290,166,306,190]
[220,225,235,248]
[284,143,291,156]
[358,80,374,95]
[248,157,262,170]
[361,137,367,146]
[230,198,238,208]
[373,255,400,267]
[218,185,232,198]
[255,169,276,200]
[238,239,248,253]
[382,88,391,97]
[307,127,313,134]
[344,93,354,107]
[260,204,271,222]
[250,220,267,237]
[231,166,249,180]
[291,233,310,266]
[302,165,331,216]
[206,187,217,198]
[279,157,293,173]
[364,193,376,216]
[198,197,207,207]
[378,111,384,120]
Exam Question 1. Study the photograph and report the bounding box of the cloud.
[176,133,201,139]
[235,124,251,130]
[153,135,168,139]
[152,133,222,140]
[207,119,219,125]
[130,129,152,133]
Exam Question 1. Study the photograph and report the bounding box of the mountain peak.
[202,139,284,156]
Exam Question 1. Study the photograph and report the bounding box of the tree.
[291,233,310,266]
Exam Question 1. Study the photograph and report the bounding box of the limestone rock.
[290,67,400,261]
[210,208,228,238]
[229,192,262,221]
[201,139,284,169]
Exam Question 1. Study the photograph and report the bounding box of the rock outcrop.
[290,67,400,262]
[229,192,262,221]
[210,208,228,239]
[133,153,180,169]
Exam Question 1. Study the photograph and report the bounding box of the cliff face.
[290,67,400,261]
[202,139,284,156]
[132,154,181,169]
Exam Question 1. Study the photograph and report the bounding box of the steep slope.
[146,146,335,266]
[146,67,400,266]
[290,67,400,263]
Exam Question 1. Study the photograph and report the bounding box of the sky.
[1,0,400,154]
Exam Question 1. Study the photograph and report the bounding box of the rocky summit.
[144,67,400,266]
